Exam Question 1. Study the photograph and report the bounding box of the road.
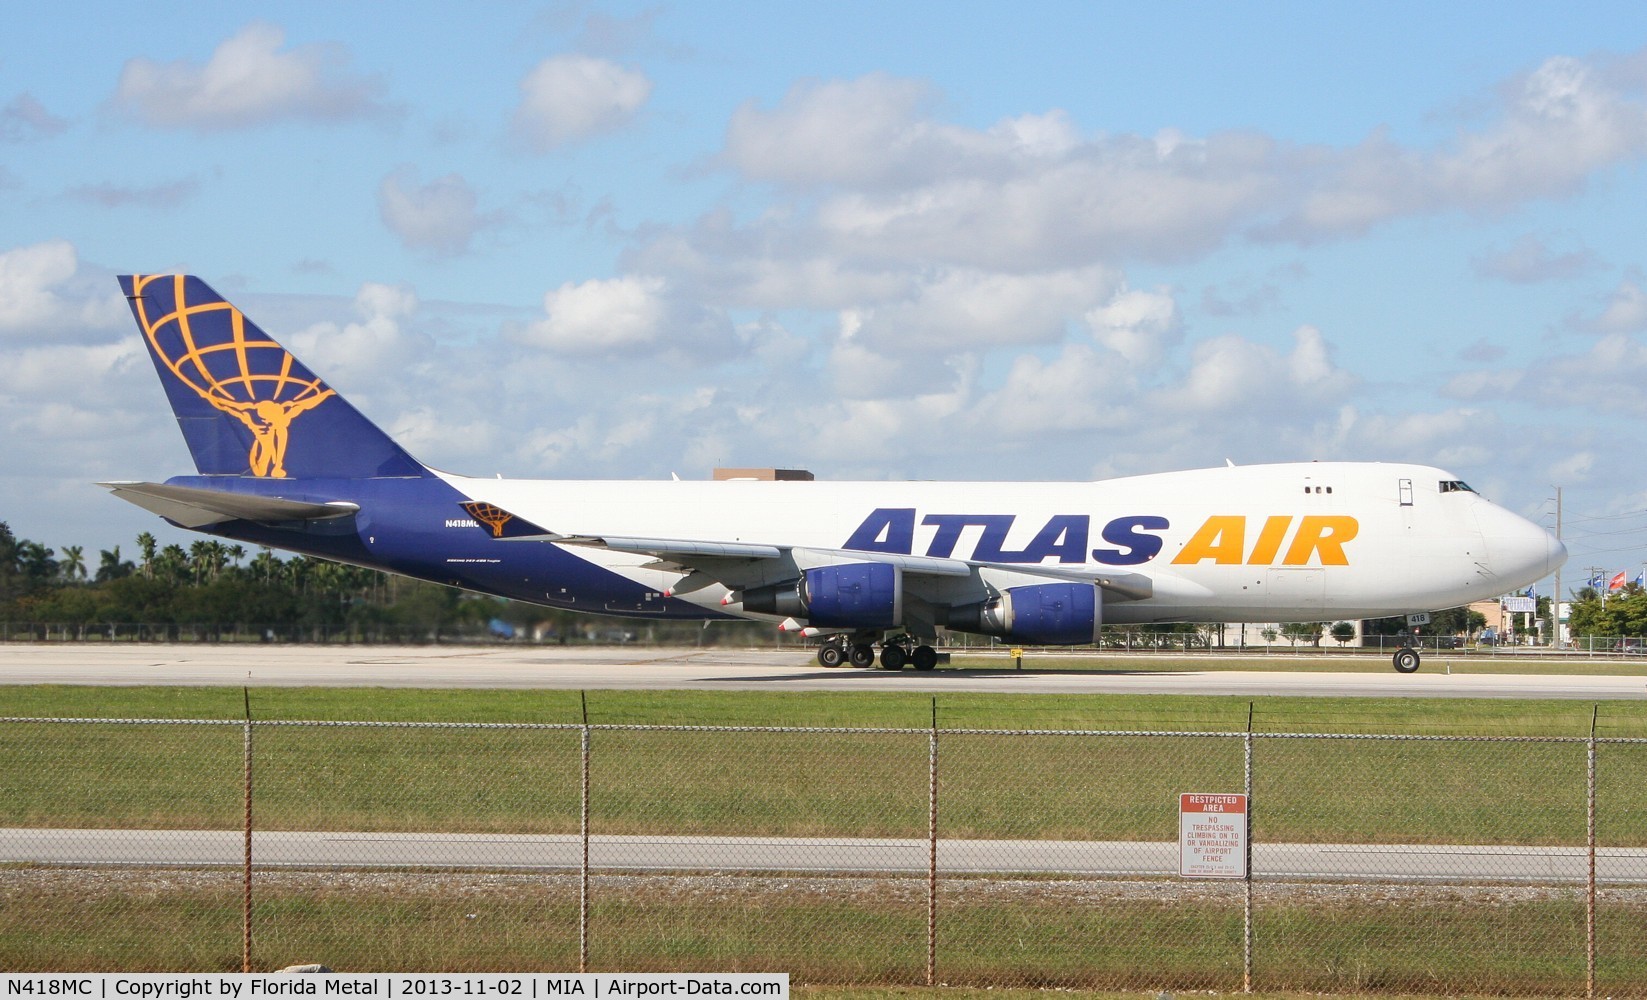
[4,828,1643,883]
[0,643,1644,698]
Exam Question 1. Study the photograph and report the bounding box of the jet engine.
[742,562,902,628]
[948,582,1101,645]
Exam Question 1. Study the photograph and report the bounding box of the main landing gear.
[815,634,939,671]
[1392,647,1421,673]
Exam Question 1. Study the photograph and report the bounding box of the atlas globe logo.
[131,274,335,479]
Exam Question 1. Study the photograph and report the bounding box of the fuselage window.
[1439,480,1476,494]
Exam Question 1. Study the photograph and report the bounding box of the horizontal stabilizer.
[99,481,359,529]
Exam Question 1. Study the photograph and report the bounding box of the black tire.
[817,644,845,668]
[1393,648,1421,673]
[911,645,938,671]
[849,643,877,668]
[880,644,907,670]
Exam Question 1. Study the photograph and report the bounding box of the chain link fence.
[2,715,1644,994]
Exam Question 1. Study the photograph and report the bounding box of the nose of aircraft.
[1474,501,1568,588]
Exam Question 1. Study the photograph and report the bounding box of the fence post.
[1586,705,1597,1000]
[927,697,939,987]
[242,687,254,973]
[1243,703,1253,995]
[580,692,591,975]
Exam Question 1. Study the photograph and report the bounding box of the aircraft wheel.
[817,644,845,668]
[880,644,907,670]
[911,645,938,671]
[1392,648,1421,673]
[848,643,877,668]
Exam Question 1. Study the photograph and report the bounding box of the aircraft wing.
[100,481,360,528]
[463,505,1152,604]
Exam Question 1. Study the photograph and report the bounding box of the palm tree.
[188,540,214,586]
[60,545,86,584]
[251,548,280,583]
[136,532,157,580]
[96,546,135,582]
[156,544,188,585]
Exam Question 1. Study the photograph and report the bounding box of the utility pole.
[1554,486,1562,647]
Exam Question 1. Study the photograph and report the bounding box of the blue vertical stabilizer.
[120,274,428,480]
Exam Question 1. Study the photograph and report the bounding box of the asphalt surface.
[1,643,1645,698]
[5,828,1643,883]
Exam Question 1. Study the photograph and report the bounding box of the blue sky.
[3,1,1646,594]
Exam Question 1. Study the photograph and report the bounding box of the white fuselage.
[444,461,1565,626]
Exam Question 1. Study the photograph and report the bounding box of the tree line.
[3,520,1639,644]
[0,520,760,643]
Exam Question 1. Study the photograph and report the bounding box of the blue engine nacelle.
[742,562,902,628]
[803,562,901,627]
[948,582,1101,645]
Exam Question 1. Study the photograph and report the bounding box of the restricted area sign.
[1178,792,1248,878]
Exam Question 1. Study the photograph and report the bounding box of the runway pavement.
[5,827,1644,882]
[0,642,1644,698]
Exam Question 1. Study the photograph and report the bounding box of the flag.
[1608,571,1627,592]
[1636,569,1645,588]
[1589,572,1604,588]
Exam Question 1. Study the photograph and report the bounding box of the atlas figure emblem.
[132,274,335,479]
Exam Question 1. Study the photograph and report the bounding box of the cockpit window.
[1439,480,1476,494]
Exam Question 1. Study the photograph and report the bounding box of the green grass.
[4,873,1645,996]
[3,687,1646,844]
[6,684,1647,993]
[6,683,1647,735]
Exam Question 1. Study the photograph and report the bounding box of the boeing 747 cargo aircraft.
[103,275,1566,673]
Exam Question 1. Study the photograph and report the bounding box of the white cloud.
[971,344,1134,438]
[510,54,651,151]
[517,275,670,355]
[701,55,1647,279]
[1160,326,1356,416]
[811,134,1281,268]
[388,407,499,468]
[1277,55,1647,240]
[827,336,923,400]
[725,74,953,189]
[1337,408,1496,458]
[0,342,141,401]
[845,265,1121,353]
[112,22,390,130]
[378,169,495,255]
[1443,328,1647,417]
[1548,451,1595,484]
[287,282,424,382]
[1084,287,1182,366]
[1589,278,1647,333]
[0,241,125,337]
